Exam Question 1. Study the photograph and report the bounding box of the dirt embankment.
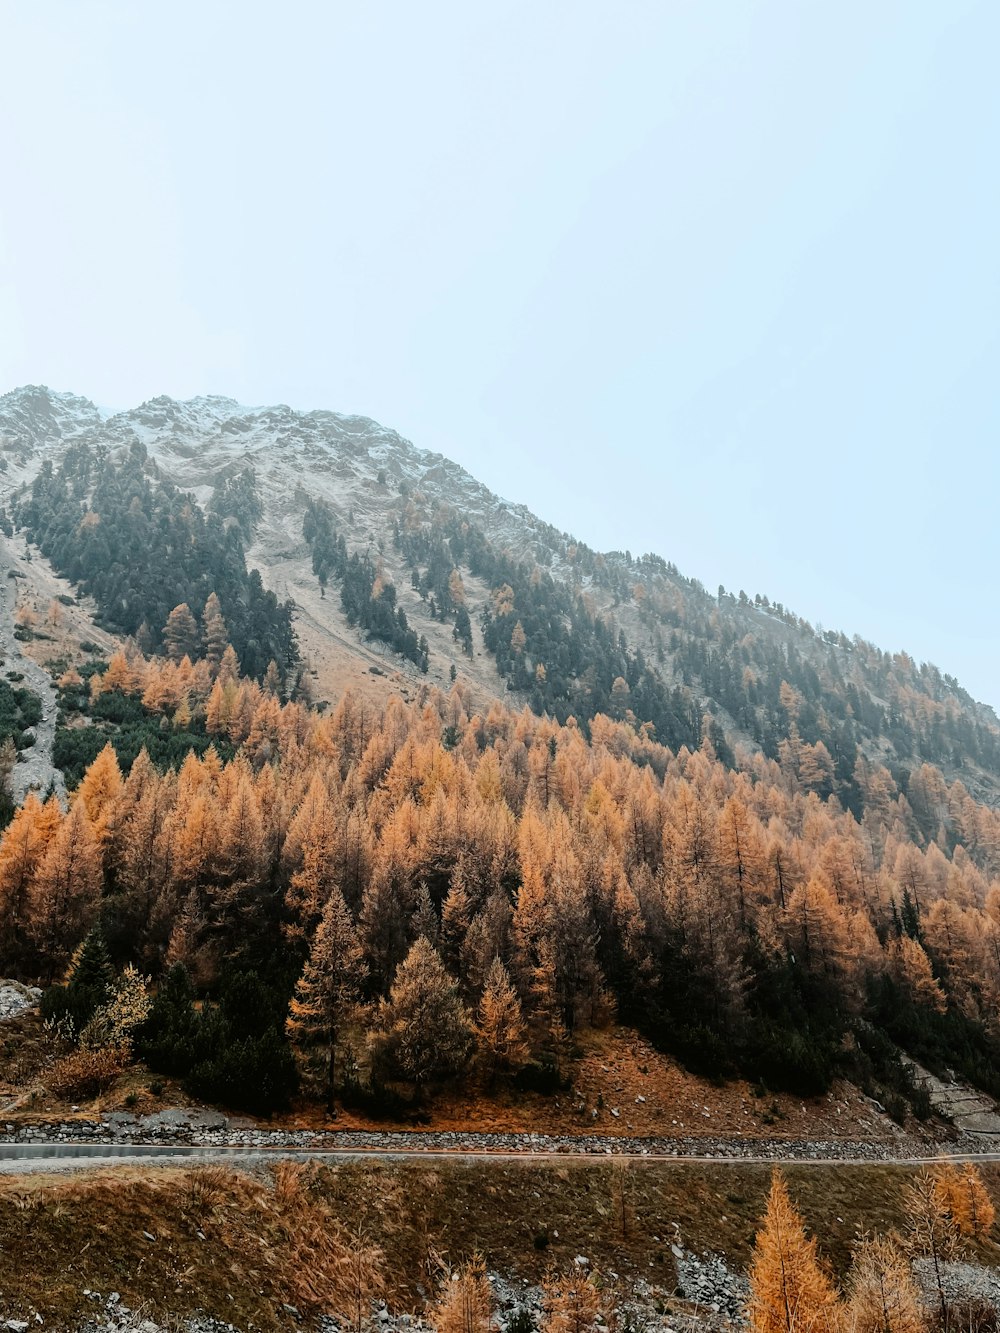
[2,1157,999,1332]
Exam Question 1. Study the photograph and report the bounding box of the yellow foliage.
[747,1171,839,1333]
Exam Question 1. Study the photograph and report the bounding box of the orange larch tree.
[746,1170,839,1333]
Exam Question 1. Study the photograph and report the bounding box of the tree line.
[3,632,1000,1114]
[386,491,1000,815]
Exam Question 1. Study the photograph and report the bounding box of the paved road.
[4,1140,1000,1175]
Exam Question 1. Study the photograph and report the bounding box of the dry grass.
[2,1157,999,1330]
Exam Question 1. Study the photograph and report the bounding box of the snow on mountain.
[0,385,567,707]
[0,385,573,571]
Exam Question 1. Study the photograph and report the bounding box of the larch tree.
[434,1254,493,1333]
[284,783,339,941]
[905,1168,962,1328]
[263,659,283,698]
[541,1271,605,1333]
[286,888,367,1112]
[955,1162,996,1238]
[889,935,947,1013]
[844,1235,923,1333]
[163,603,200,663]
[28,801,103,979]
[217,643,241,685]
[440,876,472,973]
[474,956,528,1084]
[718,795,764,931]
[407,879,436,940]
[933,1162,996,1240]
[205,678,230,735]
[76,742,124,864]
[0,793,58,969]
[80,963,151,1054]
[784,876,857,1007]
[368,935,472,1096]
[340,1226,386,1333]
[746,1170,839,1333]
[202,592,229,673]
[217,774,267,904]
[357,870,408,996]
[447,568,466,609]
[168,792,219,898]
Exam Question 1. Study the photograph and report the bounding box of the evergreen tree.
[368,936,472,1094]
[434,1255,493,1333]
[28,802,103,980]
[202,592,229,673]
[287,889,367,1112]
[475,957,528,1083]
[163,603,200,663]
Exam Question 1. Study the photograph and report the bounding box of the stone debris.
[673,1249,749,1319]
[913,1257,1000,1311]
[8,1254,1000,1333]
[0,982,41,1022]
[0,1116,968,1162]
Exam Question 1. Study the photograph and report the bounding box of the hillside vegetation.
[0,387,999,1127]
[2,386,998,815]
[0,632,998,1122]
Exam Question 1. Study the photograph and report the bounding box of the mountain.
[2,383,997,822]
[4,381,1000,1138]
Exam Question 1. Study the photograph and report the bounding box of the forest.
[14,440,297,680]
[3,616,1000,1121]
[388,497,1000,816]
[304,498,429,670]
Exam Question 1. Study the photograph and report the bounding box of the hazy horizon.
[2,2,998,708]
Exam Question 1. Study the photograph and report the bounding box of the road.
[3,1140,1000,1175]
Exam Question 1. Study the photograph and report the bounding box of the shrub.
[505,1310,536,1333]
[48,1044,131,1099]
[885,1093,908,1125]
[138,964,298,1116]
[185,1029,298,1117]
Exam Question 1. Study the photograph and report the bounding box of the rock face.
[0,981,41,1021]
[0,556,67,803]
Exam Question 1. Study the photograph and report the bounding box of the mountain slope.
[2,383,998,823]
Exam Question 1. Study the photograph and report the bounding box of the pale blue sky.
[1,2,998,706]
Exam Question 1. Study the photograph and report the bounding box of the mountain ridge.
[2,383,998,817]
